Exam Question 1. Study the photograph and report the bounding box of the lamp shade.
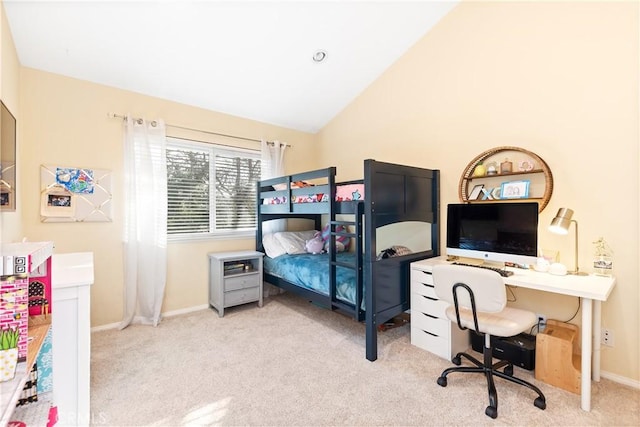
[549,208,574,235]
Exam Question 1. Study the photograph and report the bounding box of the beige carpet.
[91,292,640,426]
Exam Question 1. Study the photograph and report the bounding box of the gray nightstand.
[208,250,264,317]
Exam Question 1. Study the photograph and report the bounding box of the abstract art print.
[55,167,94,194]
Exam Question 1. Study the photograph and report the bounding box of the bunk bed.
[256,159,440,361]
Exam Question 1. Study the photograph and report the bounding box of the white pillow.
[262,233,287,258]
[272,183,288,191]
[274,230,317,255]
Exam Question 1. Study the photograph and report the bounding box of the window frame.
[166,136,261,242]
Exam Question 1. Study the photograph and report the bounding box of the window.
[166,137,261,239]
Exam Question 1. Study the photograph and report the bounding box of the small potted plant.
[593,237,613,276]
[0,326,20,381]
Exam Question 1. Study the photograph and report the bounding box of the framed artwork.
[40,164,112,222]
[500,180,530,199]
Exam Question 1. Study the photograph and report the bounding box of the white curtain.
[261,140,287,297]
[119,116,168,329]
[261,140,287,235]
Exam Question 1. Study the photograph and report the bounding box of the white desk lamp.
[548,208,587,276]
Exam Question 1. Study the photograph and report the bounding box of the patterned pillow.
[376,245,412,260]
[321,224,350,251]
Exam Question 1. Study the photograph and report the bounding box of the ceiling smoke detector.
[312,50,327,63]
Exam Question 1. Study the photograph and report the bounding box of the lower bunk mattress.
[264,252,361,306]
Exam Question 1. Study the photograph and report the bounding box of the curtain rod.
[108,113,292,147]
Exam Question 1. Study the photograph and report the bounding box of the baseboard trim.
[91,322,119,332]
[162,304,210,319]
[601,370,640,390]
[90,304,210,333]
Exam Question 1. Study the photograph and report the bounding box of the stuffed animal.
[321,224,350,252]
[305,231,324,254]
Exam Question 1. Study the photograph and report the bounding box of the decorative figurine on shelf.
[472,161,486,177]
[486,162,498,175]
[500,158,513,174]
[518,159,535,171]
[592,237,613,276]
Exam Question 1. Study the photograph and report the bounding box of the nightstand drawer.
[224,286,260,307]
[225,274,260,292]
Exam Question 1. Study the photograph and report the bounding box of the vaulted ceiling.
[4,0,457,133]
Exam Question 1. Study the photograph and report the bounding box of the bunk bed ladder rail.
[329,201,365,321]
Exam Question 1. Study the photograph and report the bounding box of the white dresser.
[410,259,468,361]
[52,252,94,427]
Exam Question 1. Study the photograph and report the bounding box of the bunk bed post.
[328,169,337,306]
[431,170,441,257]
[256,181,264,252]
[355,201,365,321]
[363,160,378,362]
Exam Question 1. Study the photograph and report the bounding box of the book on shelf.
[223,260,253,275]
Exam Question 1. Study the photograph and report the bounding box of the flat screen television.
[446,202,539,266]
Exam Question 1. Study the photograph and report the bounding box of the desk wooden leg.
[581,297,593,411]
[592,300,602,382]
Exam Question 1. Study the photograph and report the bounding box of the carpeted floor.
[90,292,640,426]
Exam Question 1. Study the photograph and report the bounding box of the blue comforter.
[264,252,360,305]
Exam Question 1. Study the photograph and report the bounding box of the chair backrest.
[432,264,506,314]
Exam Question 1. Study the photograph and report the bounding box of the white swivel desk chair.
[432,264,546,419]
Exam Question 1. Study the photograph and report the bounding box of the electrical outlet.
[536,314,547,331]
[602,328,614,347]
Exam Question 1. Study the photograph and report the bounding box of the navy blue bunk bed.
[256,159,440,361]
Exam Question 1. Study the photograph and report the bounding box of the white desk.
[412,256,616,412]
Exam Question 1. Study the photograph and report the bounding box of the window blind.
[166,140,261,236]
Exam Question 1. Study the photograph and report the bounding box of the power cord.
[529,297,580,335]
[530,320,542,335]
[561,297,581,323]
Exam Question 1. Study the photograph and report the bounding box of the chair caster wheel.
[534,397,546,410]
[437,377,447,387]
[504,365,513,376]
[452,356,461,366]
[485,406,498,419]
